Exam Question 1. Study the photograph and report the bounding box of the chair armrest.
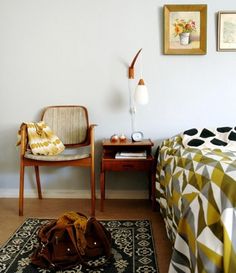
[88,124,97,144]
[19,124,28,156]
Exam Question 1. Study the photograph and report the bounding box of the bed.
[156,127,236,273]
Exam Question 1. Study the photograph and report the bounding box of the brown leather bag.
[31,212,112,270]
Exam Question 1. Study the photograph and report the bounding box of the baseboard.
[0,189,149,199]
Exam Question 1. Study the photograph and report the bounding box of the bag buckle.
[40,240,49,253]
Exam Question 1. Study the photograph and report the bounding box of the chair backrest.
[41,105,89,146]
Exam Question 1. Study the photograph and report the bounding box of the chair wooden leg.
[90,167,95,217]
[19,162,25,216]
[34,166,42,199]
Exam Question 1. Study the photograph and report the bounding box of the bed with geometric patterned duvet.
[156,127,236,273]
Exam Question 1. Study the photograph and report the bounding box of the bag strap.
[66,225,113,268]
[86,217,112,257]
[38,220,57,244]
[34,225,86,271]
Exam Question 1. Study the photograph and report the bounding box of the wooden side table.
[100,139,156,211]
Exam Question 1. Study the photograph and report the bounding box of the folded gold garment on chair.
[17,121,65,156]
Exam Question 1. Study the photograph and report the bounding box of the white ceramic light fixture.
[134,79,149,105]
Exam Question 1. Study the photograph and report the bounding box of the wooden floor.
[0,198,172,273]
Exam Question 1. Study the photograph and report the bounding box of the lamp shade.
[134,79,149,105]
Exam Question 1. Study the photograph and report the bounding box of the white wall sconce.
[128,48,149,140]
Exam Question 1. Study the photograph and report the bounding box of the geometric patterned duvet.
[156,135,236,273]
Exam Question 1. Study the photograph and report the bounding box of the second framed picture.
[164,4,207,55]
[218,11,236,51]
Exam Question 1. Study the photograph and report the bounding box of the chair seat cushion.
[24,151,90,161]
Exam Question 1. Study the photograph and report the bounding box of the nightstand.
[100,139,156,211]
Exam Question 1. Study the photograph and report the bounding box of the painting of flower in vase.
[170,12,200,49]
[164,5,207,55]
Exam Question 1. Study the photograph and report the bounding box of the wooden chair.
[19,105,96,216]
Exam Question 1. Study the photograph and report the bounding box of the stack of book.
[115,151,147,159]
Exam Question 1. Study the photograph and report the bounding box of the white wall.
[0,0,235,200]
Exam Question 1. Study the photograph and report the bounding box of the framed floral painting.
[218,11,236,51]
[164,5,207,55]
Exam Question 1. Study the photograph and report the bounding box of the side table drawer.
[102,159,153,171]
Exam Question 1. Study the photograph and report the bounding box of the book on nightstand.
[115,151,147,159]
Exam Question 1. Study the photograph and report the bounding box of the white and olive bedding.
[182,127,236,151]
[156,128,236,273]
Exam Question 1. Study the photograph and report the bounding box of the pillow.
[182,127,236,151]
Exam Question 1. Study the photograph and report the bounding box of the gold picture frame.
[218,11,236,52]
[164,5,207,55]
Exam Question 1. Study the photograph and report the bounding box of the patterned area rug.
[0,218,158,273]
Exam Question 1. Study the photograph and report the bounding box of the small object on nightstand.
[110,134,119,142]
[119,134,127,142]
[131,131,144,142]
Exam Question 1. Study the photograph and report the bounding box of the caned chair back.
[42,106,89,146]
